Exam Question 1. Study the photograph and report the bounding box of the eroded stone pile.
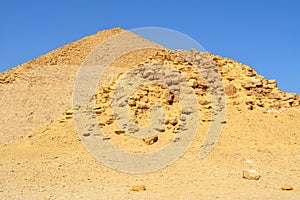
[64,49,300,147]
[211,54,300,111]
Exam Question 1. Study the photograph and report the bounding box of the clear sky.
[1,0,299,94]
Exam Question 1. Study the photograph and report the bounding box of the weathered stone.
[188,78,198,88]
[227,77,235,81]
[225,84,237,96]
[245,98,255,105]
[128,99,136,107]
[246,68,256,77]
[267,93,280,100]
[155,127,165,132]
[141,96,149,103]
[232,100,240,106]
[182,107,194,114]
[267,80,277,88]
[256,99,264,107]
[281,185,293,191]
[198,80,208,89]
[268,80,277,84]
[102,85,111,93]
[115,130,125,135]
[94,109,102,114]
[143,135,158,145]
[137,102,149,109]
[199,100,210,105]
[65,109,73,115]
[82,133,90,137]
[242,169,260,180]
[106,119,114,125]
[168,118,178,126]
[131,185,146,191]
[242,82,255,89]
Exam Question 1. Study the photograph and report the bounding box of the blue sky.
[1,0,299,94]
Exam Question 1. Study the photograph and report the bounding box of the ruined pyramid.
[0,28,299,199]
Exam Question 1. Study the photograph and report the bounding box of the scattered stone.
[267,93,280,100]
[82,133,90,137]
[225,84,237,96]
[168,118,178,126]
[182,107,194,114]
[242,169,260,180]
[98,122,105,128]
[199,100,210,105]
[106,119,114,125]
[65,109,73,119]
[155,127,165,132]
[143,135,158,145]
[188,79,198,88]
[128,99,136,107]
[281,185,293,191]
[137,102,149,109]
[227,77,235,81]
[114,130,125,135]
[131,185,146,191]
[267,80,277,88]
[246,68,255,77]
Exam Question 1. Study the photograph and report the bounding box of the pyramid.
[0,28,299,199]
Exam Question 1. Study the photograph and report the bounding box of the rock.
[168,118,178,126]
[155,127,165,132]
[226,77,235,81]
[242,169,260,180]
[131,185,146,191]
[182,107,194,115]
[106,119,114,125]
[95,109,102,114]
[137,102,149,109]
[198,80,208,89]
[245,98,255,106]
[188,79,198,88]
[199,100,210,105]
[102,85,111,93]
[115,130,125,135]
[143,135,158,145]
[225,84,237,96]
[65,109,73,119]
[242,78,262,89]
[174,56,184,64]
[246,68,255,77]
[128,99,136,107]
[143,69,154,78]
[267,80,277,88]
[82,133,90,137]
[256,99,264,107]
[65,109,73,115]
[267,93,280,100]
[281,185,293,191]
[232,100,240,106]
[268,80,277,84]
[141,96,149,103]
[242,81,256,89]
[166,93,174,105]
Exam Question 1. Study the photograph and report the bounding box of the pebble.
[281,185,293,191]
[143,136,158,145]
[242,169,260,180]
[131,185,146,191]
[114,130,125,135]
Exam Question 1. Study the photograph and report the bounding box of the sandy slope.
[0,105,299,199]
